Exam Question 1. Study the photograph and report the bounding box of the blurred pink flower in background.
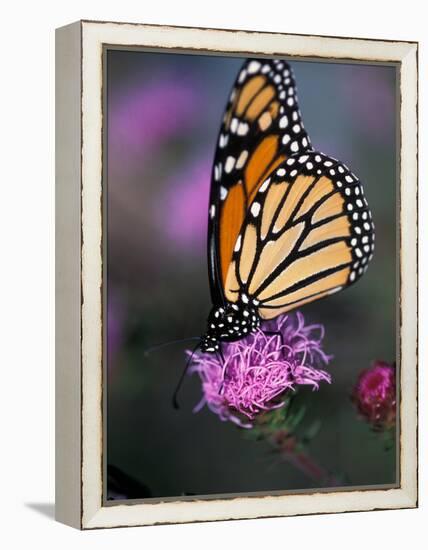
[352,360,396,430]
[108,74,212,255]
[109,76,202,166]
[189,312,332,428]
[157,158,211,251]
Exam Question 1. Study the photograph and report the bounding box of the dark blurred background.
[106,49,397,500]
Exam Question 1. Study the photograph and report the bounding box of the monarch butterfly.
[200,58,375,353]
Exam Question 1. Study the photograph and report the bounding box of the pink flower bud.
[352,360,396,430]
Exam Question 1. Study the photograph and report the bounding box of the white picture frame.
[55,19,418,529]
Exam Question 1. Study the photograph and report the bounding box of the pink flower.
[109,77,201,164]
[352,360,396,430]
[188,312,332,428]
[156,158,211,252]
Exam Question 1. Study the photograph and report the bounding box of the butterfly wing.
[223,151,375,317]
[208,58,312,304]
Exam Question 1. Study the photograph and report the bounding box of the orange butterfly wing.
[208,58,312,303]
[224,151,375,316]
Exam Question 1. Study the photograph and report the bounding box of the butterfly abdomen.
[201,302,261,352]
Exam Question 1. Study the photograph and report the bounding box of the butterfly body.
[201,299,261,352]
[200,58,375,354]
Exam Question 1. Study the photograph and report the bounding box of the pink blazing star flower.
[352,360,396,430]
[188,312,332,428]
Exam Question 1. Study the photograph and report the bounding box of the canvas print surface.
[105,49,397,501]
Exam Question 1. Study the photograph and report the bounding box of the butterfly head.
[200,300,261,353]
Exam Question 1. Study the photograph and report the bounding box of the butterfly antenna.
[172,340,201,410]
[143,336,200,357]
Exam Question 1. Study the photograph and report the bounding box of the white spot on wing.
[214,165,219,181]
[251,202,261,217]
[219,134,229,148]
[247,60,261,74]
[279,115,288,128]
[225,156,236,173]
[237,122,249,136]
[259,178,271,193]
[238,69,247,83]
[236,150,248,169]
